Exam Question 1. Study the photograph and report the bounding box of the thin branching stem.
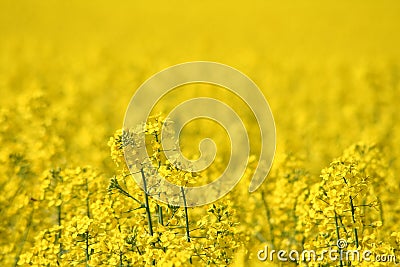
[334,211,344,267]
[181,186,191,242]
[261,190,275,249]
[141,168,153,236]
[349,196,359,248]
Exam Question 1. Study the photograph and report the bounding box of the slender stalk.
[154,132,162,168]
[56,172,64,259]
[13,208,34,267]
[85,177,91,267]
[85,232,90,267]
[109,176,143,206]
[57,199,63,258]
[349,196,359,248]
[141,168,153,236]
[334,211,344,267]
[158,204,164,225]
[261,190,275,249]
[181,186,190,242]
[361,198,366,235]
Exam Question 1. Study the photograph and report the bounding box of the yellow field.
[1,1,400,266]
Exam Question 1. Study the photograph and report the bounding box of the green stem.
[261,190,275,249]
[181,186,190,242]
[141,168,153,236]
[85,177,91,267]
[349,196,359,248]
[85,231,90,267]
[57,200,63,259]
[377,196,384,225]
[13,208,34,267]
[158,204,164,225]
[334,211,344,267]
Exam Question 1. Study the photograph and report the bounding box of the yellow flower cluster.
[296,143,397,266]
[2,1,400,266]
[2,75,400,266]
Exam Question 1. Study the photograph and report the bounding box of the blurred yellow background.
[1,0,399,171]
[1,1,400,266]
[2,0,400,62]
